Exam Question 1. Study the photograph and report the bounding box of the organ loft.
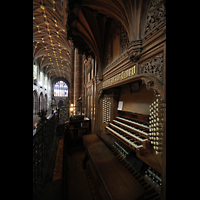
[33,0,166,200]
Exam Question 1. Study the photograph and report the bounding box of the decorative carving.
[128,50,142,62]
[127,40,142,62]
[139,53,163,84]
[120,25,129,53]
[145,0,166,35]
[141,77,163,98]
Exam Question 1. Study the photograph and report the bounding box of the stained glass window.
[54,81,68,97]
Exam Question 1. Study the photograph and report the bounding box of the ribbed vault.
[33,0,72,82]
[67,0,153,72]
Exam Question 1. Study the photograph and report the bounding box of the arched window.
[54,81,68,97]
[33,64,37,80]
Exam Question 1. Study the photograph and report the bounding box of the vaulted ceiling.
[67,0,153,71]
[67,0,126,68]
[33,0,72,82]
[33,0,164,81]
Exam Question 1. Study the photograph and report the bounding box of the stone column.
[74,48,82,114]
[94,56,98,134]
[91,59,95,133]
[82,54,86,114]
[70,49,74,106]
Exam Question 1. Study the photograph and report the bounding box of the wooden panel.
[118,110,150,124]
[83,134,145,200]
[119,84,155,115]
[137,152,162,174]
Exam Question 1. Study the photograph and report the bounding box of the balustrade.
[33,110,58,194]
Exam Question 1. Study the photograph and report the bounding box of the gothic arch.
[97,72,165,103]
[44,94,48,110]
[39,92,44,111]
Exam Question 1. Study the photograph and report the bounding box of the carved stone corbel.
[128,50,142,62]
[128,40,142,62]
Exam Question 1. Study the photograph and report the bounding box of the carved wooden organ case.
[98,78,165,199]
[97,6,166,198]
[93,1,166,199]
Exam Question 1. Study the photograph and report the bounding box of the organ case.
[96,82,164,199]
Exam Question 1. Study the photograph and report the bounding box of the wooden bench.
[82,134,145,200]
